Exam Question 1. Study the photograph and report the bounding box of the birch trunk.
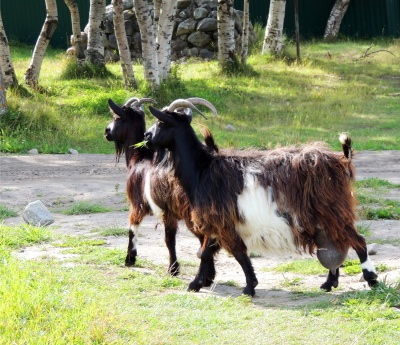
[156,0,178,81]
[217,0,236,68]
[112,0,137,89]
[262,0,286,55]
[0,10,18,88]
[64,0,85,65]
[324,0,351,40]
[86,0,106,67]
[134,0,159,88]
[0,65,7,115]
[241,0,250,64]
[24,0,58,88]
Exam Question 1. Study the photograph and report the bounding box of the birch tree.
[262,0,286,55]
[112,0,137,89]
[64,0,85,65]
[24,0,58,88]
[134,0,159,87]
[0,10,18,88]
[241,0,250,64]
[156,0,178,81]
[0,65,7,115]
[217,0,236,69]
[324,0,351,40]
[86,0,106,67]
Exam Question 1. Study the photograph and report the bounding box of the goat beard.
[114,141,124,163]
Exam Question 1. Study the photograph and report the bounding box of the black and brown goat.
[144,106,379,296]
[104,97,218,276]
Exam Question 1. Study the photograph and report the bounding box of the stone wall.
[69,0,255,62]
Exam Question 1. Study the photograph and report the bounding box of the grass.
[0,204,18,220]
[1,36,400,344]
[59,201,113,215]
[1,38,400,153]
[1,223,399,344]
[355,178,400,220]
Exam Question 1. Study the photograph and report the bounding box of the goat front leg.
[188,237,220,292]
[224,236,258,297]
[163,215,180,276]
[126,223,139,266]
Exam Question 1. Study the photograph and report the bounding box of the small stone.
[28,149,38,155]
[68,149,79,155]
[225,124,235,131]
[367,243,378,255]
[23,200,55,227]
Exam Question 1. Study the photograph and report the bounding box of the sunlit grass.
[1,39,400,153]
[59,201,113,215]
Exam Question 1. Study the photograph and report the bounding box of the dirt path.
[1,152,400,307]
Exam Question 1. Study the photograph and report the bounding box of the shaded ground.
[1,152,400,308]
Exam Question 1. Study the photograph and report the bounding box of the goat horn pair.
[124,97,157,109]
[167,98,218,119]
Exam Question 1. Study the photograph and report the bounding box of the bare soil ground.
[1,152,400,308]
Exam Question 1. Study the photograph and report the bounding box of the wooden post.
[294,0,301,62]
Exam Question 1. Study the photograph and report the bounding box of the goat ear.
[108,98,127,120]
[149,106,176,125]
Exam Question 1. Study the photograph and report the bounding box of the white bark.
[86,0,106,66]
[112,0,137,89]
[241,0,250,64]
[0,65,7,115]
[24,0,58,88]
[156,0,178,81]
[217,0,236,67]
[262,0,286,55]
[0,10,18,88]
[64,0,85,65]
[134,0,159,87]
[324,0,351,40]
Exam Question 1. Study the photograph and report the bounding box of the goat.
[144,106,379,296]
[104,97,218,276]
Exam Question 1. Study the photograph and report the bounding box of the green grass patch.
[55,235,106,248]
[0,224,52,249]
[0,204,18,219]
[355,178,400,220]
[60,201,113,215]
[2,39,400,153]
[267,259,326,275]
[91,225,128,237]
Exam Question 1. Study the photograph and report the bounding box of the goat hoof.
[187,281,202,292]
[320,282,333,292]
[202,278,214,287]
[168,262,180,276]
[125,254,137,267]
[125,250,137,267]
[242,286,255,297]
[368,279,379,288]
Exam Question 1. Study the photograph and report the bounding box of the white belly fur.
[144,171,163,217]
[236,174,298,255]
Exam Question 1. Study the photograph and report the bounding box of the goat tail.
[200,126,219,153]
[339,133,353,162]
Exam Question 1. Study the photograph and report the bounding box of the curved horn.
[123,97,141,108]
[135,98,158,107]
[186,97,218,117]
[167,99,207,119]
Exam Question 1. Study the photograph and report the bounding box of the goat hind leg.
[320,268,340,292]
[125,224,139,266]
[164,216,180,276]
[351,230,378,287]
